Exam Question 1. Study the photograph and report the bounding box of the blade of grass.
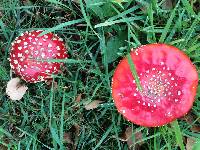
[0,127,13,138]
[171,120,185,150]
[79,0,99,38]
[179,12,200,49]
[95,16,145,28]
[46,0,70,9]
[93,125,113,150]
[0,19,9,41]
[59,93,65,145]
[147,4,156,42]
[127,53,142,92]
[181,0,196,16]
[107,5,141,21]
[15,127,52,149]
[50,127,62,147]
[111,114,121,150]
[159,1,180,43]
[39,19,84,36]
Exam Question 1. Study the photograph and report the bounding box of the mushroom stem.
[127,53,143,92]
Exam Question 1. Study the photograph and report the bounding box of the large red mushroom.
[9,30,68,83]
[112,43,198,127]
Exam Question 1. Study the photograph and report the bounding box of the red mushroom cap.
[9,30,68,83]
[112,43,198,127]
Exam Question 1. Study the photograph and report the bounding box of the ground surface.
[0,0,200,149]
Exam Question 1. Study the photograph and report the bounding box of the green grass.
[0,0,200,149]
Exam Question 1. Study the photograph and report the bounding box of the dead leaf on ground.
[119,127,143,149]
[136,2,147,13]
[190,125,200,133]
[183,112,200,132]
[184,112,195,124]
[63,124,81,149]
[6,77,28,101]
[75,94,82,103]
[161,0,173,9]
[46,80,58,89]
[0,144,7,150]
[84,100,103,110]
[186,138,196,150]
[63,132,73,144]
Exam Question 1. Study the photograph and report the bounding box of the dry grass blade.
[186,138,196,150]
[84,100,103,110]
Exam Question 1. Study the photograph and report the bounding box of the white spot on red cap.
[122,110,126,114]
[17,40,21,43]
[18,47,22,50]
[41,53,45,58]
[10,65,15,69]
[14,60,18,64]
[35,51,39,55]
[18,53,23,57]
[160,62,164,65]
[59,38,63,41]
[44,35,48,39]
[56,46,60,50]
[48,43,52,48]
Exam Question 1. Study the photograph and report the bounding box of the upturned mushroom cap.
[112,43,198,127]
[9,30,68,83]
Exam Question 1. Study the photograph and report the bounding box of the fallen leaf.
[6,77,28,101]
[0,144,7,150]
[46,80,58,89]
[136,2,147,13]
[125,127,134,149]
[184,113,195,124]
[63,132,73,144]
[186,138,196,150]
[76,94,82,103]
[190,125,200,132]
[119,127,143,149]
[161,0,173,9]
[84,100,103,110]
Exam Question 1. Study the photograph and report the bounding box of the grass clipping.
[6,77,28,101]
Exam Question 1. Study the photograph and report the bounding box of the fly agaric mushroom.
[112,43,198,127]
[9,30,68,83]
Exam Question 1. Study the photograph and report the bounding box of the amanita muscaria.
[9,30,68,83]
[112,43,198,127]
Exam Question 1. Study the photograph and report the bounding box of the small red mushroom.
[9,30,68,83]
[112,43,198,127]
